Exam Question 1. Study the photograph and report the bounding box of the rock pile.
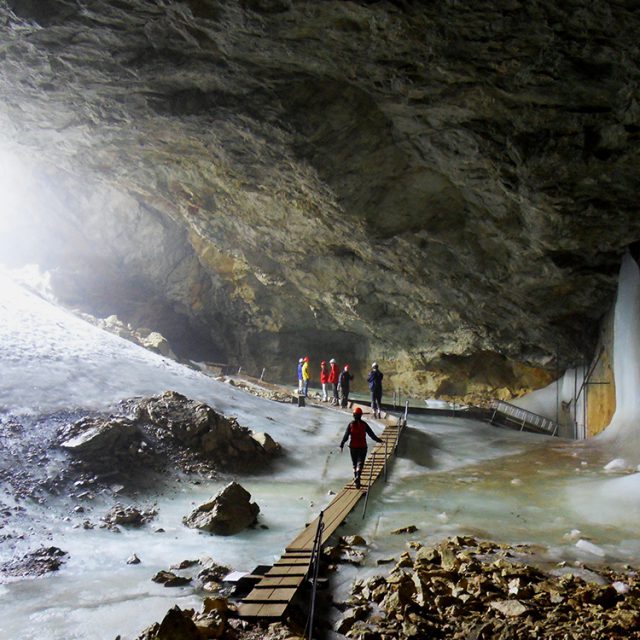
[183,482,260,536]
[56,391,281,479]
[337,536,640,639]
[1,546,68,579]
[226,378,293,404]
[78,313,178,361]
[135,391,281,472]
[102,504,157,529]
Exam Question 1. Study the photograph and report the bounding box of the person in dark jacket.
[328,358,339,405]
[340,406,382,488]
[367,362,384,418]
[338,364,353,408]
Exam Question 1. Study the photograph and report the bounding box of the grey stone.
[183,482,260,536]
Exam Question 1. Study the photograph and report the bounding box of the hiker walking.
[320,360,329,401]
[338,364,353,408]
[368,362,384,418]
[328,358,339,405]
[339,406,382,488]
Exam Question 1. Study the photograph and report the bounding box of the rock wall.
[1,0,639,398]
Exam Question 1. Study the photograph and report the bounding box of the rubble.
[336,536,640,639]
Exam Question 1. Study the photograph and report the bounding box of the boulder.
[143,606,201,640]
[60,417,140,456]
[138,331,177,360]
[152,571,192,587]
[183,482,260,535]
[251,432,282,456]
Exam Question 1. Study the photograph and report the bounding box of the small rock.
[391,525,418,535]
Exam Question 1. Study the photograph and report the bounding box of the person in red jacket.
[320,360,330,401]
[339,407,382,488]
[328,358,339,405]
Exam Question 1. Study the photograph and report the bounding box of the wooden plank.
[243,587,298,602]
[238,602,288,618]
[273,557,310,566]
[265,565,309,576]
[253,575,305,588]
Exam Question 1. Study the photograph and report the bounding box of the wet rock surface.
[336,536,640,639]
[183,482,260,536]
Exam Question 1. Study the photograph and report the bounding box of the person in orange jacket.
[328,358,339,405]
[320,360,330,401]
[340,407,382,488]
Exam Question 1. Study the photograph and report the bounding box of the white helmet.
[372,362,378,368]
[329,358,336,363]
[299,358,304,363]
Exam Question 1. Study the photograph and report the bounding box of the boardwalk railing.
[489,400,559,436]
[238,408,404,621]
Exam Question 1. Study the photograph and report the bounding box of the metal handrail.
[306,510,325,640]
[383,438,388,482]
[362,451,376,519]
[490,399,559,436]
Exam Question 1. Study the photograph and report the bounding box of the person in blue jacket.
[297,357,304,393]
[368,362,384,418]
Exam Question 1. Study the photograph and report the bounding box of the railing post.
[237,366,242,375]
[384,438,388,482]
[362,451,376,519]
[260,367,265,381]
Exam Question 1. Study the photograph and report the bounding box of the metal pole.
[555,344,560,427]
[260,367,265,381]
[573,366,578,440]
[237,366,242,375]
[384,438,388,482]
[584,368,588,439]
[362,451,376,519]
[307,511,325,640]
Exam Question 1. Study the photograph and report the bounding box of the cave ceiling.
[0,0,639,396]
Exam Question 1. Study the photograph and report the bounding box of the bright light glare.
[0,146,31,233]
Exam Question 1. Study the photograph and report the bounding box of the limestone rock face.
[1,1,639,398]
[183,481,260,535]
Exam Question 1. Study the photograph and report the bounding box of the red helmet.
[344,364,350,370]
[321,360,326,365]
[353,407,363,416]
[304,356,309,362]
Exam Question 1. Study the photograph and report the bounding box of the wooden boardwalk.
[237,409,404,620]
